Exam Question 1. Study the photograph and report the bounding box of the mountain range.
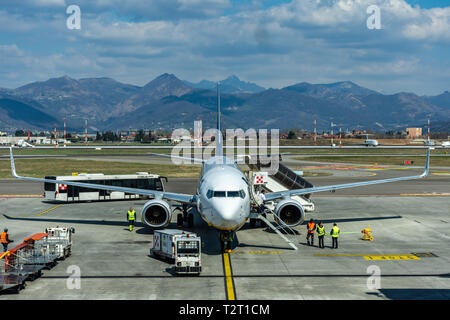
[0,74,448,132]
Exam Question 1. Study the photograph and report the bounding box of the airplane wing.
[264,148,431,201]
[9,148,196,204]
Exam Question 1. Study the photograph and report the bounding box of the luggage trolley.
[0,246,35,293]
[22,234,59,270]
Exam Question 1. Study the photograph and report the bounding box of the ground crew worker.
[258,189,267,227]
[316,221,325,249]
[127,207,136,231]
[258,189,266,214]
[330,223,340,249]
[1,228,13,252]
[306,219,315,246]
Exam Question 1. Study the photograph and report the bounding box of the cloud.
[401,6,450,41]
[0,0,448,95]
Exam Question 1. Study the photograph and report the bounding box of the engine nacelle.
[141,199,171,228]
[274,199,305,227]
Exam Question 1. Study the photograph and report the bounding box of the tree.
[15,130,25,136]
[287,130,297,139]
[134,129,145,142]
[102,131,119,141]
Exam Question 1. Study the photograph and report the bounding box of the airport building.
[406,127,422,139]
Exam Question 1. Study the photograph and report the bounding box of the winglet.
[9,147,18,178]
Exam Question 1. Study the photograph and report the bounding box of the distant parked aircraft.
[364,139,379,147]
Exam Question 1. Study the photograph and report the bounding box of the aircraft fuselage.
[196,156,251,231]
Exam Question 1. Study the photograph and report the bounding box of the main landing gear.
[177,204,194,228]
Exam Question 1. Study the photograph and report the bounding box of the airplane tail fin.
[216,82,223,157]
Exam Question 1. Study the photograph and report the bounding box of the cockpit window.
[209,190,246,198]
[213,191,226,197]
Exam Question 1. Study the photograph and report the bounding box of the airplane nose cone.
[212,200,242,228]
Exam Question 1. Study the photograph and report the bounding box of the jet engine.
[141,199,171,228]
[274,199,305,227]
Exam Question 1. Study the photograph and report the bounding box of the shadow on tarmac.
[305,215,403,225]
[367,288,450,300]
[2,214,140,227]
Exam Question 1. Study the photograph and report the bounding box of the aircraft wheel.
[250,218,257,228]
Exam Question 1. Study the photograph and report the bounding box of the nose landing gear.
[220,231,233,253]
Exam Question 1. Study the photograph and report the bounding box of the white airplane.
[15,139,35,148]
[441,141,450,148]
[364,139,379,147]
[8,84,431,248]
[362,134,378,147]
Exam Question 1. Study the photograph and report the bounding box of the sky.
[0,0,448,95]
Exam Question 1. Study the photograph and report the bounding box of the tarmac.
[0,159,449,300]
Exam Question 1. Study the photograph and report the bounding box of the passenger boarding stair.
[257,210,298,250]
[247,160,315,212]
[244,157,315,250]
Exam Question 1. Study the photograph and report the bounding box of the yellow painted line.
[230,251,283,254]
[432,172,450,176]
[247,251,283,254]
[363,255,420,260]
[223,253,236,300]
[35,204,63,216]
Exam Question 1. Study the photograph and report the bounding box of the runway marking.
[231,251,283,254]
[0,195,43,198]
[432,172,450,176]
[222,253,236,300]
[247,251,283,254]
[313,254,421,260]
[363,255,420,260]
[35,204,64,216]
[411,252,438,258]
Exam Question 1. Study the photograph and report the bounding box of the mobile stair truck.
[150,229,201,275]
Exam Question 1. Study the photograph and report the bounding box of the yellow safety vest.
[128,210,136,221]
[331,226,340,238]
[317,226,325,236]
